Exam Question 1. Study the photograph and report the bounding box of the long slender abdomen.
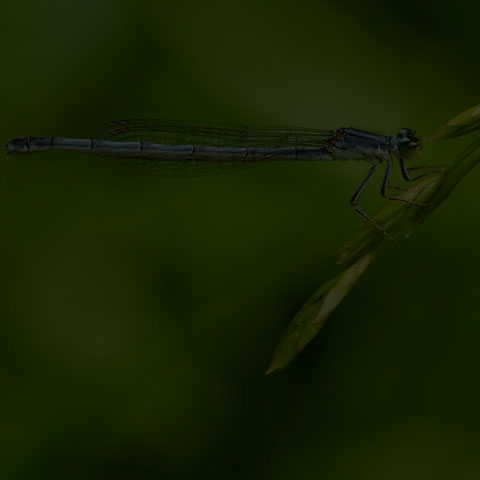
[6,136,335,162]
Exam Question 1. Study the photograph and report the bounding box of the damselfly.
[6,119,433,238]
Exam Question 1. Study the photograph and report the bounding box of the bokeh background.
[2,0,480,478]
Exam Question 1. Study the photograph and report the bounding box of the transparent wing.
[97,119,332,177]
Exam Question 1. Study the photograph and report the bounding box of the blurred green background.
[2,0,480,478]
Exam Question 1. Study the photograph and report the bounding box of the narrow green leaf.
[267,129,480,373]
[429,103,480,141]
[406,137,480,234]
[266,176,441,374]
[265,253,374,374]
[338,175,441,266]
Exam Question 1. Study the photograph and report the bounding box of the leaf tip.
[265,358,284,375]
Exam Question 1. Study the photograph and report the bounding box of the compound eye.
[397,129,409,139]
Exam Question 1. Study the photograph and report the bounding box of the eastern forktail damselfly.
[6,119,432,238]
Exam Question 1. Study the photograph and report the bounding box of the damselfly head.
[396,128,422,159]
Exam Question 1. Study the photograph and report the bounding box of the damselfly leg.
[350,157,440,240]
[350,163,396,240]
[400,158,443,182]
[381,161,428,207]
